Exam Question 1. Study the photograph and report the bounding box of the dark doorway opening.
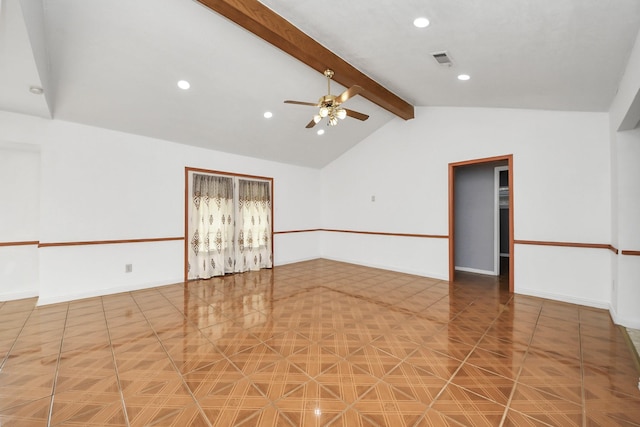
[449,155,514,293]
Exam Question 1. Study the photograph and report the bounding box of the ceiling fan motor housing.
[320,95,337,107]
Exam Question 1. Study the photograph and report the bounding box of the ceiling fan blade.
[305,118,318,128]
[344,108,369,121]
[335,85,364,105]
[284,100,318,107]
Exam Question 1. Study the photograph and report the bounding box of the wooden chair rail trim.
[0,240,40,247]
[274,229,323,234]
[6,236,637,255]
[38,237,184,248]
[323,229,448,239]
[275,229,448,238]
[514,240,619,253]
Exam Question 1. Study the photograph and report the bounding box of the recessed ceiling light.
[413,17,430,28]
[457,74,470,81]
[317,129,325,135]
[177,80,190,90]
[29,86,44,95]
[263,111,273,119]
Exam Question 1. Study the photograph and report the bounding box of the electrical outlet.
[125,264,133,273]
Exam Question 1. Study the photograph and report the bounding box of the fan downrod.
[323,69,334,95]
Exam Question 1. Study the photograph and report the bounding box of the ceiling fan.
[284,69,369,128]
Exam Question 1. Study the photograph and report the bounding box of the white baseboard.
[321,256,448,281]
[609,305,640,329]
[36,278,183,306]
[516,286,610,310]
[455,266,497,276]
[0,290,39,302]
[274,256,321,266]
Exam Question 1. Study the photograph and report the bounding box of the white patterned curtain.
[188,174,234,279]
[235,179,272,273]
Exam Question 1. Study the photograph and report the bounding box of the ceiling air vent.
[432,51,453,66]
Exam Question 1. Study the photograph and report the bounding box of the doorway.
[449,155,514,292]
[495,166,509,278]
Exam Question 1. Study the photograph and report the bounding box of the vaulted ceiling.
[1,0,639,167]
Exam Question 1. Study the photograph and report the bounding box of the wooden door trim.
[449,155,514,292]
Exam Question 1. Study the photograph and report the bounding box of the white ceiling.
[1,0,639,168]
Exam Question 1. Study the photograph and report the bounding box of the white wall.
[1,102,633,326]
[321,107,612,308]
[321,231,449,279]
[0,110,322,304]
[611,127,640,328]
[516,245,611,309]
[0,141,40,300]
[609,27,640,329]
[272,162,323,265]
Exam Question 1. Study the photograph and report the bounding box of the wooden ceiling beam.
[197,0,414,120]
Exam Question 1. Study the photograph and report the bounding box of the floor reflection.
[0,259,638,426]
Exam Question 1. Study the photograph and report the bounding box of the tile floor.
[1,259,639,426]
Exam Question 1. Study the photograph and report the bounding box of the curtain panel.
[188,174,234,279]
[236,179,272,272]
[188,173,272,280]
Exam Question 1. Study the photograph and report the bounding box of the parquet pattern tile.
[450,363,515,406]
[509,383,583,426]
[315,360,378,403]
[248,359,309,401]
[431,383,506,426]
[273,380,348,426]
[352,381,429,426]
[0,259,639,426]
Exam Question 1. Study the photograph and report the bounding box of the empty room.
[1,0,640,425]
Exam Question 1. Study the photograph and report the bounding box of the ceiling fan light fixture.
[284,68,369,129]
